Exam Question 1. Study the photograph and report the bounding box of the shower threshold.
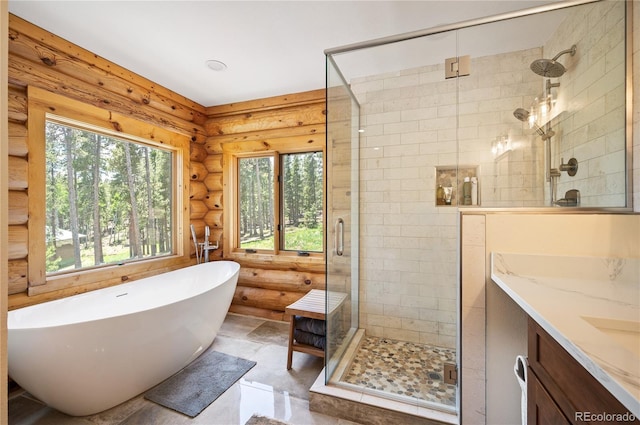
[310,330,458,425]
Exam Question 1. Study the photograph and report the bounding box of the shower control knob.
[559,157,578,176]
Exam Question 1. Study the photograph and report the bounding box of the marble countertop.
[491,252,640,417]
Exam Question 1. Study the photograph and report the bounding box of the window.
[45,119,173,274]
[238,156,275,250]
[281,152,323,251]
[235,150,324,255]
[28,87,190,292]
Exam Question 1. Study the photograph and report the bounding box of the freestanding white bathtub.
[8,261,240,416]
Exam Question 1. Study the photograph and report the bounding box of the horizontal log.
[190,142,208,163]
[203,154,223,173]
[8,259,28,295]
[189,161,208,182]
[205,102,326,136]
[8,156,27,189]
[205,124,324,151]
[8,120,28,157]
[8,84,27,122]
[232,256,325,274]
[204,138,223,154]
[189,199,208,220]
[204,210,223,229]
[13,263,194,308]
[8,225,28,260]
[206,88,325,117]
[25,86,195,161]
[221,133,325,154]
[189,221,222,243]
[238,267,325,292]
[232,285,302,312]
[9,15,207,125]
[9,281,28,296]
[228,304,285,322]
[203,191,223,210]
[204,173,223,191]
[26,256,193,299]
[189,181,208,200]
[9,190,28,225]
[9,54,205,141]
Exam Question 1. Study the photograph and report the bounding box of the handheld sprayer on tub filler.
[190,224,219,264]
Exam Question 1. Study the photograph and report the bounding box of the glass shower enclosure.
[325,28,462,414]
[324,0,630,418]
[325,55,360,381]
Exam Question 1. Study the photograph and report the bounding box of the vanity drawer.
[527,318,638,424]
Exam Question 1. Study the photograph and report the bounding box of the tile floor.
[342,337,456,406]
[8,313,361,425]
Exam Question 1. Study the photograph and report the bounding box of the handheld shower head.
[513,108,530,123]
[530,44,577,78]
[513,108,555,140]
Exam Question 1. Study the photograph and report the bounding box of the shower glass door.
[325,55,359,382]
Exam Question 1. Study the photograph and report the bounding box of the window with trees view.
[238,151,323,253]
[45,119,173,274]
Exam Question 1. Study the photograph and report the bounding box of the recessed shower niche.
[436,166,479,206]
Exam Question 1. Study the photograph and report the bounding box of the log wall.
[206,90,327,320]
[6,14,205,307]
[6,14,327,319]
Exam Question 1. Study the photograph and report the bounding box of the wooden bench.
[285,289,347,370]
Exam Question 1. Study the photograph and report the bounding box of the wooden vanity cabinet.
[527,318,639,425]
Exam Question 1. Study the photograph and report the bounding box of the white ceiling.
[8,0,562,107]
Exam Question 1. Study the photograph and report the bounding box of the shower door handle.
[335,218,344,256]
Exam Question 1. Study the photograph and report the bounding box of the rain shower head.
[530,44,577,78]
[513,108,555,140]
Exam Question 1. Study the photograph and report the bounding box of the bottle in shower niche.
[463,177,472,205]
[471,177,478,205]
[436,184,445,205]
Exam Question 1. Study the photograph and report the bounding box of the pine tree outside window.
[28,87,190,294]
[45,119,174,274]
[236,151,323,255]
[281,152,323,252]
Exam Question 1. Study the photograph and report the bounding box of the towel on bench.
[294,316,326,335]
[293,329,326,350]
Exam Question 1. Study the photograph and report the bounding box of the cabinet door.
[528,318,639,424]
[528,370,571,425]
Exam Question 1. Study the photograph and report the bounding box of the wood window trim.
[27,86,192,297]
[233,152,280,256]
[222,138,325,265]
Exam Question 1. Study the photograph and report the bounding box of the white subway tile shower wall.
[546,1,626,207]
[350,1,631,346]
[352,46,545,347]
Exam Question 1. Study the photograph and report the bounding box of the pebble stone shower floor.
[342,336,457,406]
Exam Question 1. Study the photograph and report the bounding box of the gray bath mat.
[144,350,256,417]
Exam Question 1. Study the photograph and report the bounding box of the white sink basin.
[581,316,640,357]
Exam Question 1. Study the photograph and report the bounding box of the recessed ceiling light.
[205,60,227,72]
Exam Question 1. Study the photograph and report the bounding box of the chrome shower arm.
[551,44,577,61]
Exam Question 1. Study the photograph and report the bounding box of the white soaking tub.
[8,260,240,416]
